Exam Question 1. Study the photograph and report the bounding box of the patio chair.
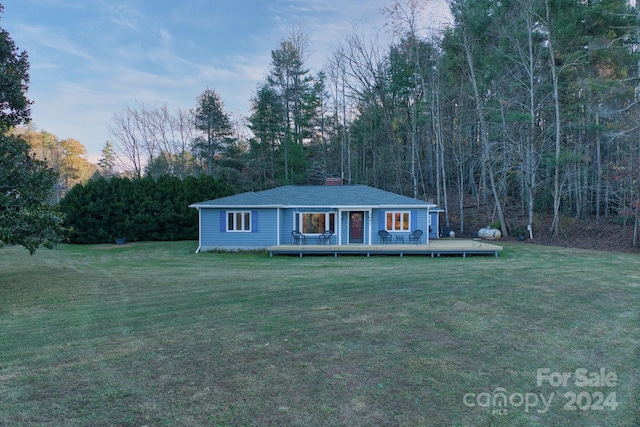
[408,229,423,244]
[292,230,306,245]
[318,230,333,244]
[378,230,392,244]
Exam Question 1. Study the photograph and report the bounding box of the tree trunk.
[462,26,509,237]
[546,0,562,237]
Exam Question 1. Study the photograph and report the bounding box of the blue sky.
[3,0,450,161]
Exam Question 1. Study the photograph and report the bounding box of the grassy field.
[1,241,639,426]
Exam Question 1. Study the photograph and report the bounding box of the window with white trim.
[385,211,410,231]
[295,212,335,234]
[227,211,252,232]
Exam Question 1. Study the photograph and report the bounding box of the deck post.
[370,209,373,245]
[338,209,342,245]
[276,208,280,245]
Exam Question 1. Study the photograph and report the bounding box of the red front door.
[349,211,364,243]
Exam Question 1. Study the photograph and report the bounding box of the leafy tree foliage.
[59,175,232,243]
[0,135,64,254]
[0,7,30,130]
[0,5,64,254]
[13,126,97,199]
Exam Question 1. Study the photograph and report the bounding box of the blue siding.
[252,210,258,233]
[280,209,295,244]
[199,206,438,251]
[372,210,381,244]
[201,208,277,249]
[340,211,349,244]
[219,210,226,233]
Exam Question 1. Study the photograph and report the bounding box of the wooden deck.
[268,239,503,257]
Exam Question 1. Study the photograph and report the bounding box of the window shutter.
[220,210,226,232]
[251,210,258,233]
[378,210,385,230]
[411,211,417,231]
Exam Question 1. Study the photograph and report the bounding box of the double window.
[227,211,252,232]
[386,211,410,231]
[295,212,335,234]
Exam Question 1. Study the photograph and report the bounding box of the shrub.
[59,175,233,243]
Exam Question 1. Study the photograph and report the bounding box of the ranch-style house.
[189,183,442,253]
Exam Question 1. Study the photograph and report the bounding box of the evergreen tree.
[192,89,233,177]
[267,27,314,183]
[98,141,117,178]
[60,175,233,243]
[248,82,286,187]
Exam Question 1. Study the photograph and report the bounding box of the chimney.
[325,177,342,186]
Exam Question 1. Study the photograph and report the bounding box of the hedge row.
[59,175,233,244]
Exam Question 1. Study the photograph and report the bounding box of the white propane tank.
[478,227,502,239]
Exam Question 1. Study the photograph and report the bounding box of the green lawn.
[1,241,639,426]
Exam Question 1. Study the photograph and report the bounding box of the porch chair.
[378,230,392,244]
[292,230,306,245]
[408,229,423,244]
[319,230,333,245]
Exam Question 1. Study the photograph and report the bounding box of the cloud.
[108,3,145,32]
[13,23,94,61]
[158,28,173,45]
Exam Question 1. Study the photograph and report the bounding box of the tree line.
[3,0,639,253]
[108,0,640,243]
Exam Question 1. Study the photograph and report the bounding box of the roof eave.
[189,204,284,209]
[190,203,438,209]
[378,204,438,209]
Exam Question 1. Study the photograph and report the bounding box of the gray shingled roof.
[190,185,437,208]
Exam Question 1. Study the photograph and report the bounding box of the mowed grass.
[1,242,639,426]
